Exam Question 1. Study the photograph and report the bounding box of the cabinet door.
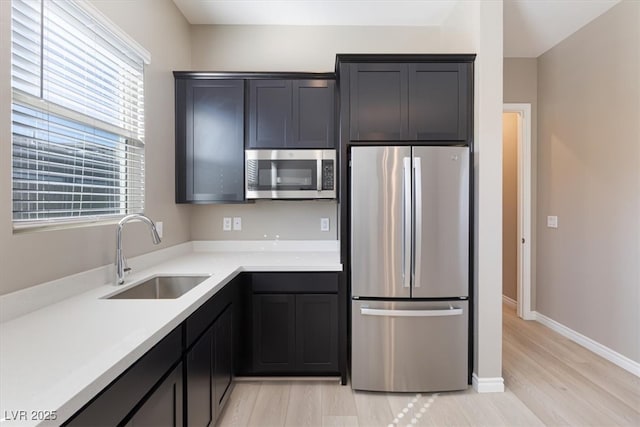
[408,63,470,141]
[248,80,292,148]
[176,79,244,203]
[349,63,408,141]
[213,305,233,414]
[292,80,335,148]
[295,294,338,372]
[185,329,213,427]
[125,363,183,427]
[252,294,296,372]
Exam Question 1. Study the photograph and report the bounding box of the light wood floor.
[218,305,640,426]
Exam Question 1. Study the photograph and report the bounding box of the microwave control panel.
[322,160,335,190]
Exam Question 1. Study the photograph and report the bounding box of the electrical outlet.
[155,221,163,238]
[223,217,232,231]
[320,217,330,232]
[233,217,242,231]
[547,215,558,228]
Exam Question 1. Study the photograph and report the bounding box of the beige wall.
[502,113,518,301]
[0,0,192,295]
[537,0,640,362]
[191,25,446,71]
[191,200,338,240]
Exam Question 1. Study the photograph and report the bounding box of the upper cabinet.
[345,57,473,142]
[349,63,408,141]
[248,79,335,149]
[175,77,245,203]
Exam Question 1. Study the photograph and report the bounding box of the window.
[11,0,150,229]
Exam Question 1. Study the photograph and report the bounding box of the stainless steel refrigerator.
[350,145,469,392]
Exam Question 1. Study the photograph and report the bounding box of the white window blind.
[11,0,149,228]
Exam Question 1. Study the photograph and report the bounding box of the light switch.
[156,221,163,238]
[547,215,558,228]
[320,217,330,232]
[233,217,242,231]
[223,217,232,231]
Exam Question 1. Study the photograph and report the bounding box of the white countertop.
[0,241,341,426]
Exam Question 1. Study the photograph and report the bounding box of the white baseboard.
[533,311,640,378]
[472,373,505,393]
[502,295,517,308]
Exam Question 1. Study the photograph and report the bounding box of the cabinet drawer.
[251,272,338,293]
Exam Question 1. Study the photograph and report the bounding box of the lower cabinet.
[186,329,213,427]
[185,304,234,426]
[64,277,238,427]
[63,272,341,426]
[253,294,296,372]
[295,294,338,372]
[250,273,339,375]
[125,363,183,427]
[213,306,233,413]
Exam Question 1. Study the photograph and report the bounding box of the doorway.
[502,104,533,320]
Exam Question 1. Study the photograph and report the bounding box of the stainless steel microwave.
[245,149,336,199]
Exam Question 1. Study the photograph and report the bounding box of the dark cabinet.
[348,62,470,142]
[248,79,335,149]
[248,80,292,149]
[249,273,339,374]
[295,294,338,372]
[292,80,336,148]
[349,63,408,141]
[252,294,296,372]
[213,306,233,414]
[125,364,183,427]
[186,329,213,427]
[408,63,470,141]
[175,78,245,203]
[185,303,234,426]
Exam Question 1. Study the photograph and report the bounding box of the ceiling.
[503,0,620,57]
[172,0,621,58]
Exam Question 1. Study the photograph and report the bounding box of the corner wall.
[537,0,640,363]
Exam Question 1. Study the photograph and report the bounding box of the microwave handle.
[317,159,322,191]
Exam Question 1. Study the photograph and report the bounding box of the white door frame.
[503,103,534,320]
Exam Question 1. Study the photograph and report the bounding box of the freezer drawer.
[351,300,468,392]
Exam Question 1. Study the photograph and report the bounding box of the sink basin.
[105,275,211,299]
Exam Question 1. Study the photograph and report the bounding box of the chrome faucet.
[115,214,161,285]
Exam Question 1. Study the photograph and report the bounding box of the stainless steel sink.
[105,275,210,299]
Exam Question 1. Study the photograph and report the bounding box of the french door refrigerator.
[350,145,469,392]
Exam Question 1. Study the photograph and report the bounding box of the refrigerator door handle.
[413,156,423,287]
[403,157,411,288]
[360,307,464,317]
